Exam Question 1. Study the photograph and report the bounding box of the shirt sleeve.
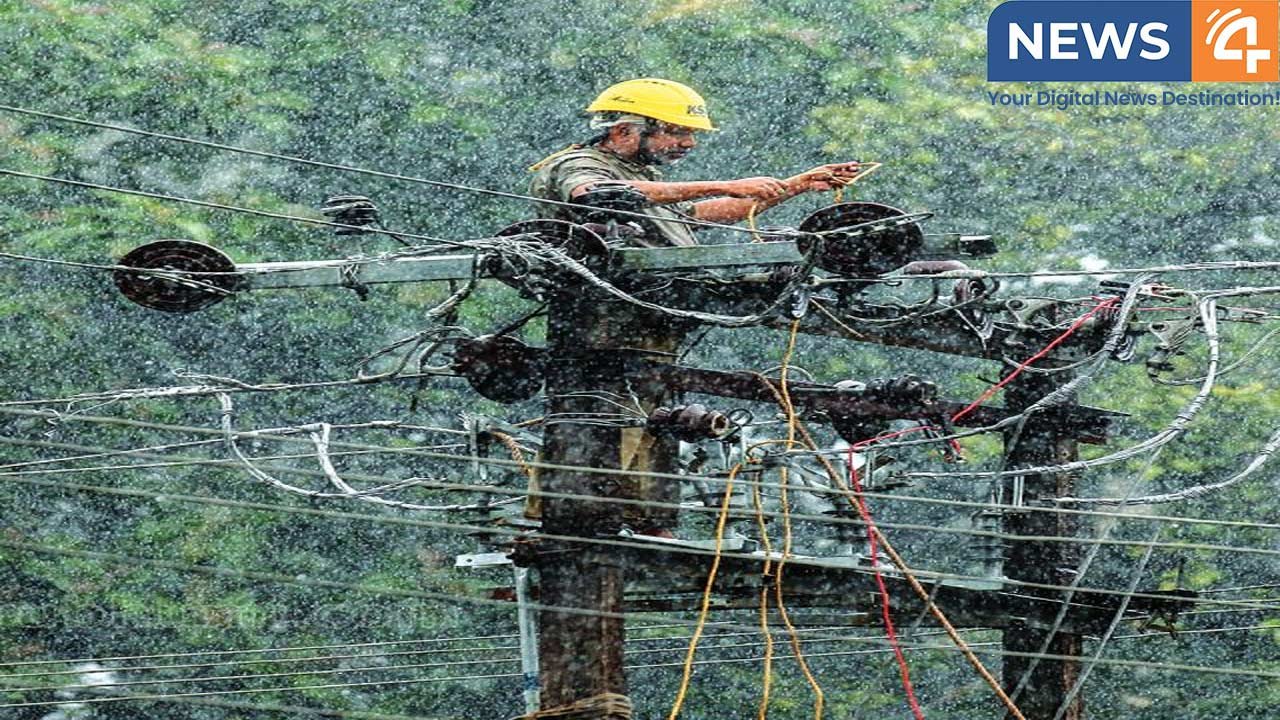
[550,155,620,201]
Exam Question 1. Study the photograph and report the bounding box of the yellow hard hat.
[585,78,715,131]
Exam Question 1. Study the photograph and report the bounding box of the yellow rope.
[747,201,763,243]
[809,299,865,340]
[764,398,1028,720]
[831,161,882,203]
[667,463,741,720]
[490,430,533,478]
[771,321,825,720]
[751,468,775,720]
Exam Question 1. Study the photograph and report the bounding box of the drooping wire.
[5,408,1278,534]
[4,429,1280,561]
[848,442,926,720]
[768,320,826,720]
[0,168,462,248]
[0,104,774,238]
[667,463,740,720]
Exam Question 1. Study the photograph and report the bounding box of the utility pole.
[531,288,629,713]
[1001,373,1083,720]
[114,225,1200,720]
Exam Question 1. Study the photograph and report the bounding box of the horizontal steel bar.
[237,242,805,290]
[236,232,992,291]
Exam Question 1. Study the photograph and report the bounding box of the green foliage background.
[1,1,1278,718]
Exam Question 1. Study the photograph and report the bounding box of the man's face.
[645,122,698,164]
[614,121,698,164]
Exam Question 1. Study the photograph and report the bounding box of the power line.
[2,654,524,694]
[0,104,773,237]
[125,695,452,720]
[0,622,713,673]
[5,403,1280,534]
[4,528,1275,618]
[10,105,1280,283]
[6,450,1280,565]
[21,618,1273,686]
[0,431,465,473]
[0,643,522,680]
[0,670,523,709]
[1061,423,1280,506]
[0,168,464,247]
[8,622,1270,693]
[6,636,1278,710]
[5,626,925,693]
[6,433,1280,583]
[0,369,458,413]
[1199,583,1280,595]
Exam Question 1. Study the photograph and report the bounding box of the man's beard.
[645,147,689,165]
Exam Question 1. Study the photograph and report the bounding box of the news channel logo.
[987,1,1280,82]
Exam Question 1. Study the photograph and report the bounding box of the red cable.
[848,441,927,720]
[950,298,1119,423]
[839,298,1118,716]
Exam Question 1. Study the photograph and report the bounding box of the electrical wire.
[755,386,1025,720]
[15,103,1280,291]
[10,101,1280,714]
[9,622,1271,696]
[0,168,462,248]
[10,635,1278,711]
[1053,524,1164,720]
[0,624,1187,697]
[0,625,854,682]
[4,437,1280,563]
[0,104,774,238]
[0,419,464,471]
[20,521,1266,626]
[124,695,449,720]
[5,422,1278,535]
[1059,422,1280,506]
[0,370,453,410]
[0,622,723,674]
[1008,445,1168,707]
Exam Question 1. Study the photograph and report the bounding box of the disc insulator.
[114,240,242,313]
[797,202,925,277]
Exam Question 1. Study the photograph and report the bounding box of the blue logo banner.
[988,1,1192,81]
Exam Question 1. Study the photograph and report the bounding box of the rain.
[1,2,1278,719]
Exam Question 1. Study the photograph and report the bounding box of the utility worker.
[529,77,863,246]
[526,78,860,537]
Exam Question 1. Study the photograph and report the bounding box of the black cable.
[0,105,764,237]
[0,167,463,248]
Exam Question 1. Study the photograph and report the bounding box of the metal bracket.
[455,552,514,568]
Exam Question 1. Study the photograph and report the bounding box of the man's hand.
[721,176,791,201]
[785,161,863,194]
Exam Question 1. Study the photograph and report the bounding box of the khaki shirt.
[528,146,698,247]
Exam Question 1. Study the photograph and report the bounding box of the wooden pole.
[533,289,629,711]
[1001,373,1083,720]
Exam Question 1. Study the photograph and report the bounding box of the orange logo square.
[1192,1,1280,81]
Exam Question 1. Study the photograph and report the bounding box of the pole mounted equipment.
[320,195,382,235]
[797,201,928,278]
[113,240,243,313]
[645,404,732,442]
[451,335,546,404]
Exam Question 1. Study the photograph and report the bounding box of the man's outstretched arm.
[569,177,790,205]
[692,162,863,224]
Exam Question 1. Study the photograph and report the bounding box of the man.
[529,77,863,247]
[527,78,860,536]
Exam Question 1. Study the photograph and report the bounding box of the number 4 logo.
[1208,7,1271,73]
[1192,1,1280,81]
